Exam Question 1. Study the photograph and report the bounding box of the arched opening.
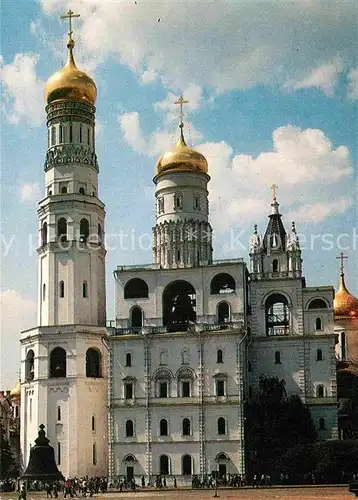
[42,283,46,301]
[98,224,102,244]
[79,125,82,143]
[159,350,168,365]
[217,349,223,364]
[80,218,89,243]
[130,306,143,328]
[82,281,88,298]
[182,418,191,436]
[319,417,325,430]
[308,298,328,309]
[182,454,192,475]
[265,293,290,336]
[92,416,95,431]
[57,218,67,242]
[217,302,230,324]
[125,420,134,437]
[181,349,189,364]
[124,278,149,299]
[79,187,85,195]
[272,259,279,273]
[210,273,236,294]
[316,349,323,361]
[275,351,281,364]
[41,222,48,246]
[159,419,168,436]
[163,280,196,332]
[341,332,346,360]
[59,125,64,143]
[49,347,66,378]
[61,186,67,194]
[51,126,56,146]
[217,417,226,435]
[26,350,35,382]
[160,455,169,475]
[69,123,73,143]
[126,353,132,366]
[177,367,194,397]
[86,348,102,378]
[317,385,324,398]
[57,406,61,421]
[315,317,322,330]
[59,281,65,298]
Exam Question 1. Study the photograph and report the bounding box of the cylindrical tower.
[153,120,212,269]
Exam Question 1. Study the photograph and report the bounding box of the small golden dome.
[156,127,208,176]
[10,379,21,400]
[45,38,97,105]
[334,273,358,317]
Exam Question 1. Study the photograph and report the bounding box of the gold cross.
[174,95,188,128]
[270,183,278,201]
[336,251,348,273]
[61,9,80,38]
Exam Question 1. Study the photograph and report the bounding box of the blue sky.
[1,0,357,388]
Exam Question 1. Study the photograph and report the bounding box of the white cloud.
[347,68,358,100]
[286,58,343,96]
[154,85,203,124]
[0,290,37,389]
[39,1,356,94]
[19,183,42,202]
[0,53,45,126]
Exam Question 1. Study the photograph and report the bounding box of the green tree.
[0,422,17,478]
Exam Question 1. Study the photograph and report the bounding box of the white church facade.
[19,13,339,481]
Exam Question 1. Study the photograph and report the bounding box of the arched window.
[87,128,90,146]
[49,347,66,378]
[316,349,323,361]
[126,353,132,367]
[210,273,236,294]
[57,218,67,242]
[59,125,64,143]
[61,186,67,194]
[272,259,279,273]
[160,455,169,475]
[319,417,325,430]
[182,454,192,475]
[57,406,61,421]
[163,280,196,332]
[217,417,226,435]
[82,281,88,298]
[130,306,142,328]
[308,299,328,309]
[217,349,223,364]
[218,302,230,324]
[79,187,85,195]
[92,416,95,431]
[317,385,324,398]
[42,283,46,301]
[79,125,82,143]
[80,218,89,243]
[265,293,290,336]
[98,224,102,244]
[59,281,65,298]
[159,350,168,365]
[51,126,56,146]
[182,418,191,436]
[159,419,168,436]
[57,442,61,465]
[41,222,48,246]
[275,351,281,364]
[86,348,102,378]
[92,444,96,465]
[125,420,134,437]
[69,123,73,143]
[181,349,189,364]
[315,317,322,330]
[124,278,149,299]
[26,350,35,382]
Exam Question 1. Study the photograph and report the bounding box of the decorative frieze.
[44,144,98,171]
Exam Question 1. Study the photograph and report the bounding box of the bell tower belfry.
[20,11,108,479]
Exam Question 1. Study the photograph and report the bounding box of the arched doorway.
[85,348,102,378]
[265,293,290,336]
[160,455,169,475]
[130,306,143,328]
[49,347,66,378]
[163,280,196,332]
[217,302,230,324]
[182,454,192,475]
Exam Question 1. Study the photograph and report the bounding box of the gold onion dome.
[156,126,208,176]
[45,37,97,105]
[334,273,358,317]
[10,379,21,400]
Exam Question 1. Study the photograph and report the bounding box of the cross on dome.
[174,95,188,129]
[270,183,278,202]
[336,251,348,275]
[60,9,80,40]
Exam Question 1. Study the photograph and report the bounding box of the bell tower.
[20,10,108,479]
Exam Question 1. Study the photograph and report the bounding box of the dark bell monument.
[21,424,64,482]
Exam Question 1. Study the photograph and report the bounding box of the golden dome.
[334,273,358,317]
[156,127,208,176]
[10,379,21,400]
[45,38,97,105]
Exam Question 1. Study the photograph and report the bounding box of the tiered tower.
[152,97,213,268]
[20,11,108,478]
